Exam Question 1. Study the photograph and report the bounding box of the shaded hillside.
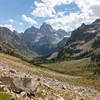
[55,19,100,60]
[0,27,38,60]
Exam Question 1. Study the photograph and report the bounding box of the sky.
[0,0,100,32]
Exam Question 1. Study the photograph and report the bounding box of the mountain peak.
[81,23,86,27]
[31,25,37,29]
[57,29,67,33]
[77,23,86,30]
[40,22,55,34]
[24,25,39,34]
[0,27,13,34]
[42,22,48,25]
[93,19,100,25]
[94,19,100,23]
[40,22,52,29]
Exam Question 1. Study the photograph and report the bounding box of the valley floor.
[0,53,100,100]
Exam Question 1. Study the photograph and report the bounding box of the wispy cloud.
[33,0,100,31]
[19,22,23,26]
[8,19,14,23]
[22,14,37,25]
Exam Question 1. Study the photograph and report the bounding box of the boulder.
[0,76,39,94]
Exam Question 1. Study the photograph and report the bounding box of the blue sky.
[0,0,36,31]
[0,0,100,32]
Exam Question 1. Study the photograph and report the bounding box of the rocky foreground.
[0,53,100,100]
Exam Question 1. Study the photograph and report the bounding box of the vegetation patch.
[0,93,11,100]
[42,58,90,76]
[37,92,45,99]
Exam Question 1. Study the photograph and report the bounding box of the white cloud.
[32,0,74,18]
[31,0,100,31]
[57,11,65,17]
[0,24,15,31]
[70,0,100,19]
[43,0,100,31]
[22,14,37,24]
[19,22,23,26]
[8,19,14,23]
[46,12,94,31]
[89,1,100,17]
[32,7,55,17]
[41,0,72,7]
[33,0,100,18]
[32,1,56,17]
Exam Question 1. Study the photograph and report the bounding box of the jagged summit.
[94,19,100,23]
[40,22,55,34]
[20,22,70,56]
[24,25,39,34]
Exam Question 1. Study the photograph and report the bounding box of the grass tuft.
[0,93,11,100]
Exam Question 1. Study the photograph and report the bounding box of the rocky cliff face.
[0,27,37,60]
[40,22,55,35]
[21,23,70,56]
[55,19,100,60]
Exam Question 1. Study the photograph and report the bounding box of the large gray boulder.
[0,77,39,94]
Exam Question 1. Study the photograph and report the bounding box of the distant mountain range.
[20,23,70,56]
[54,19,100,60]
[0,27,38,60]
[0,23,70,60]
[1,19,100,61]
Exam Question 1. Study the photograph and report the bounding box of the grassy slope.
[0,53,100,91]
[42,58,100,91]
[0,93,11,100]
[42,58,90,75]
